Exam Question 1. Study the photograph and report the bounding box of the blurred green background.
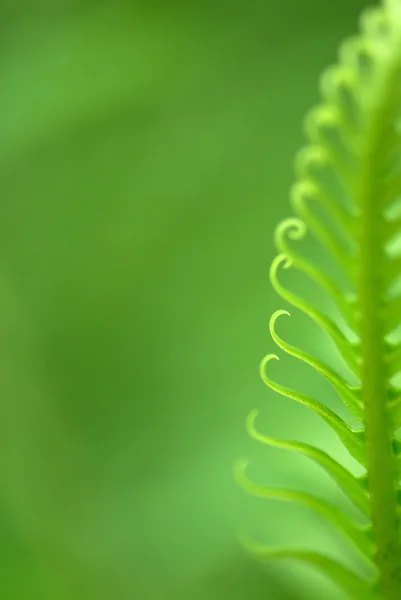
[0,1,372,599]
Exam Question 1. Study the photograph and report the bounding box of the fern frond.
[238,1,401,598]
[269,310,363,419]
[259,354,366,466]
[270,254,360,374]
[235,460,373,559]
[274,219,358,331]
[241,537,378,600]
[291,180,355,280]
[246,410,370,516]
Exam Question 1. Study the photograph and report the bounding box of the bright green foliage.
[237,1,401,598]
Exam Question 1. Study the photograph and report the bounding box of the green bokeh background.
[0,1,371,598]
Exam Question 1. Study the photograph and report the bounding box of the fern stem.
[360,90,401,598]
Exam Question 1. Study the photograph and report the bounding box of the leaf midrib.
[359,67,400,599]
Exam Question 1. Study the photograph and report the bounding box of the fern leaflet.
[237,2,401,598]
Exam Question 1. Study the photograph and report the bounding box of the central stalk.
[359,118,400,598]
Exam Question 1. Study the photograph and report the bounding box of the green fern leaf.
[246,409,370,516]
[241,537,378,600]
[238,1,401,598]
